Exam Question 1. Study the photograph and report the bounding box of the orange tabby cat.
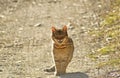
[52,25,74,76]
[44,26,74,76]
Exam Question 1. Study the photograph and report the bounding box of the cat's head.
[51,26,68,43]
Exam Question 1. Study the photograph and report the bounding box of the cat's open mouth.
[57,39,63,43]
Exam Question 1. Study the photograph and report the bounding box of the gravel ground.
[0,0,117,78]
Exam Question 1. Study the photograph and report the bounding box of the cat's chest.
[53,47,69,60]
[53,44,70,56]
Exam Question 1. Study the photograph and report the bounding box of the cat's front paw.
[55,72,60,76]
[55,72,66,76]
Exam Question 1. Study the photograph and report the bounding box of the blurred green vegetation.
[89,0,120,68]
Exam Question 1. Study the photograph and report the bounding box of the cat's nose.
[58,40,63,43]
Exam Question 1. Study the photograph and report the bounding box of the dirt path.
[0,0,101,78]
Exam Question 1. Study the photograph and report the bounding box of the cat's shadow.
[58,72,89,78]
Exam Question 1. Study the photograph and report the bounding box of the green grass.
[89,0,120,69]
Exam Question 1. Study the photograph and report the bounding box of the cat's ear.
[52,26,56,32]
[63,25,67,31]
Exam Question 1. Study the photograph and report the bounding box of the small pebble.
[0,69,3,72]
[34,23,42,27]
